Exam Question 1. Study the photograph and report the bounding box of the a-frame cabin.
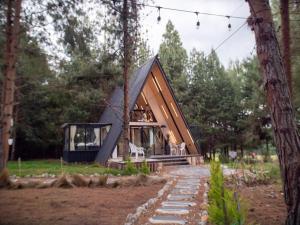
[95,56,200,164]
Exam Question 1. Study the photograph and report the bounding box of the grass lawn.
[7,160,122,177]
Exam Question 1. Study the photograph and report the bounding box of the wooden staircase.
[149,155,190,166]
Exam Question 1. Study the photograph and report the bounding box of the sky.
[140,0,256,67]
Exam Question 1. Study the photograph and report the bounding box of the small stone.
[201,215,208,222]
[201,210,208,216]
[200,203,208,210]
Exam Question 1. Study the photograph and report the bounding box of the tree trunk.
[122,0,130,160]
[280,0,292,96]
[247,1,300,224]
[1,0,22,172]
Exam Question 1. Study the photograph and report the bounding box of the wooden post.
[247,1,300,224]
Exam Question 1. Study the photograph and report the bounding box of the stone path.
[147,166,210,225]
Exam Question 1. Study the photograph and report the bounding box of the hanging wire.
[138,3,248,20]
[214,21,247,51]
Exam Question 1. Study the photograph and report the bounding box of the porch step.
[150,155,188,160]
[150,155,189,167]
[163,161,189,166]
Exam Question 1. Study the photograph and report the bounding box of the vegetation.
[226,159,282,185]
[208,161,246,225]
[123,159,139,175]
[7,160,122,177]
[140,160,151,175]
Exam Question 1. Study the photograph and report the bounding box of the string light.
[226,16,232,31]
[195,12,200,29]
[157,6,161,24]
[138,3,248,20]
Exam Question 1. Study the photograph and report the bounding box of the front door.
[130,126,165,156]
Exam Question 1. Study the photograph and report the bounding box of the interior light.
[154,76,162,91]
[141,92,148,104]
[152,77,160,92]
[161,105,168,119]
[187,129,194,143]
[170,102,178,117]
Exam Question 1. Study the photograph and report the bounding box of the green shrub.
[123,159,138,175]
[139,160,150,175]
[208,161,246,225]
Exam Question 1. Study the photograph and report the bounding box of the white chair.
[129,142,145,160]
[178,142,186,156]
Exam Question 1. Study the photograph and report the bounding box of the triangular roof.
[96,56,199,163]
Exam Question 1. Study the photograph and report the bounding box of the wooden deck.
[107,154,203,172]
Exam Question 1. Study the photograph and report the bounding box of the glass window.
[101,125,111,145]
[74,127,86,150]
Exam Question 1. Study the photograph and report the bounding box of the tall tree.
[247,1,300,224]
[122,0,130,160]
[187,49,239,158]
[103,0,141,159]
[1,0,22,172]
[280,0,292,95]
[159,20,189,104]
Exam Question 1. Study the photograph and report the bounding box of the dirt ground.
[0,184,163,225]
[239,184,286,225]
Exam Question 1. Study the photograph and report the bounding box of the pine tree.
[159,20,189,105]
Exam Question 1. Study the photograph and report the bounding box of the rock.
[36,180,55,189]
[53,175,75,188]
[0,169,12,188]
[201,210,208,216]
[201,215,208,222]
[41,173,49,178]
[71,174,90,187]
[200,203,208,210]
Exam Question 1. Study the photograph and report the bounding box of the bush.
[139,160,150,175]
[208,161,246,225]
[123,159,138,175]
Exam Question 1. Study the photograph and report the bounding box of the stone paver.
[148,166,210,224]
[167,194,195,201]
[149,215,187,224]
[156,206,189,215]
[161,201,196,207]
